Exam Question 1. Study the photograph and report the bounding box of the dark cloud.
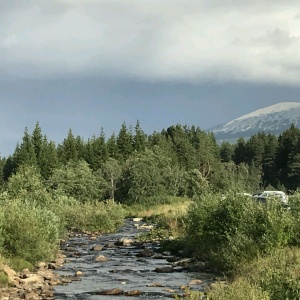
[0,1,300,84]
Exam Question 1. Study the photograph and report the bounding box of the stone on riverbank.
[1,252,66,300]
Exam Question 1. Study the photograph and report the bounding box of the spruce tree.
[59,129,78,163]
[13,127,37,169]
[39,138,59,179]
[262,134,278,188]
[133,120,147,152]
[275,124,300,188]
[31,122,43,169]
[233,138,248,165]
[116,122,133,162]
[220,142,234,162]
[107,132,118,159]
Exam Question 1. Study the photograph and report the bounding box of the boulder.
[154,266,174,273]
[188,279,203,285]
[98,288,123,295]
[91,245,103,251]
[132,218,143,222]
[95,255,109,262]
[115,238,134,246]
[124,290,142,296]
[136,248,154,257]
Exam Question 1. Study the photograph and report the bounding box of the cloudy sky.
[1,0,300,156]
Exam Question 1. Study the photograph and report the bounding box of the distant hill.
[210,102,300,142]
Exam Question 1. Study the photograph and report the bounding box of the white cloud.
[1,0,300,84]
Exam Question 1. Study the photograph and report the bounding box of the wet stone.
[91,245,103,251]
[97,288,123,295]
[124,290,142,296]
[154,266,174,273]
[95,255,109,262]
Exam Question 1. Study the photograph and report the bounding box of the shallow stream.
[54,219,214,299]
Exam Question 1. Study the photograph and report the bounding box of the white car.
[253,191,288,206]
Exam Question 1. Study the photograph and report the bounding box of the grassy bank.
[181,191,300,299]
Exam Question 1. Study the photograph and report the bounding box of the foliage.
[136,227,171,243]
[6,165,54,207]
[184,169,209,198]
[59,200,125,232]
[205,279,270,300]
[101,157,122,200]
[124,196,190,217]
[48,159,104,202]
[186,191,294,273]
[0,271,9,287]
[0,198,60,263]
[7,257,34,272]
[241,247,300,300]
[117,147,173,204]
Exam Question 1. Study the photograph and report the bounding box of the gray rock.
[154,266,174,273]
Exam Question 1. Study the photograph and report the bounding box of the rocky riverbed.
[54,219,216,299]
[0,253,66,300]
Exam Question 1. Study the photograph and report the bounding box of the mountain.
[210,102,300,141]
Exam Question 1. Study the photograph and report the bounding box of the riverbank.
[1,251,66,300]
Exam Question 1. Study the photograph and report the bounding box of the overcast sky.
[1,0,300,157]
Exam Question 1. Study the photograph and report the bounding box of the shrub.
[286,191,300,245]
[1,199,60,263]
[186,191,294,273]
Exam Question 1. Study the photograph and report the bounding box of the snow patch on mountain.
[227,102,300,125]
[211,102,300,140]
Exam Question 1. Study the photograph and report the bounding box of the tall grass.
[125,196,190,238]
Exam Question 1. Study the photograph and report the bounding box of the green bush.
[286,191,300,245]
[186,191,294,273]
[1,199,60,263]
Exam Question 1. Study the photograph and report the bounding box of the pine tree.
[275,124,300,188]
[59,129,78,163]
[246,132,266,167]
[107,132,118,159]
[39,138,59,179]
[262,134,278,188]
[166,124,196,170]
[75,135,86,160]
[31,122,43,168]
[13,127,37,169]
[85,130,108,171]
[233,138,248,165]
[116,122,133,162]
[220,142,234,162]
[133,120,147,152]
[3,155,16,181]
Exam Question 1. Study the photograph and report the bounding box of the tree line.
[0,121,299,204]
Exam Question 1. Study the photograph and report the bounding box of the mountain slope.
[211,102,300,140]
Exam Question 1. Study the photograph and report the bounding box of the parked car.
[252,191,288,206]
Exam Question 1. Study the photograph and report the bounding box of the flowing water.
[54,219,214,299]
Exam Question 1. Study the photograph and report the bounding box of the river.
[54,219,214,299]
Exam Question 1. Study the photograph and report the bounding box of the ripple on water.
[54,219,214,299]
